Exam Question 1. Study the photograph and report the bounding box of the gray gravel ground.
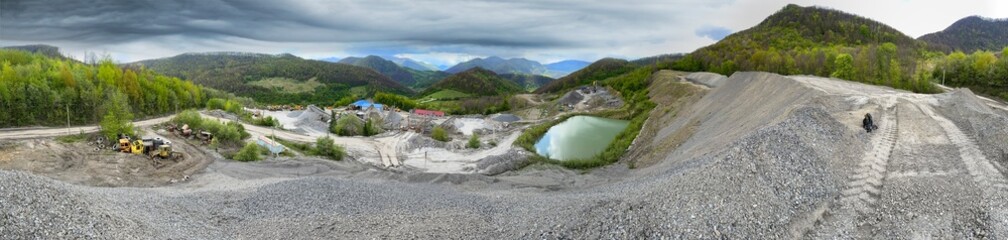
[2,72,1006,238]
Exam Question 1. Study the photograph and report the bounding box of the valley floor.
[2,71,1007,238]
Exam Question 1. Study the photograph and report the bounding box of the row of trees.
[929,48,1008,100]
[0,50,210,128]
[675,42,939,93]
[374,92,418,111]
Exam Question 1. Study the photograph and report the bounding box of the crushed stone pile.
[288,105,331,135]
[556,91,584,106]
[0,170,143,239]
[490,113,520,123]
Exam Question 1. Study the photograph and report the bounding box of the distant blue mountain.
[384,56,441,71]
[545,60,591,74]
[319,57,342,63]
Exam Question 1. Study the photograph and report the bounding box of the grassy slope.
[130,53,413,104]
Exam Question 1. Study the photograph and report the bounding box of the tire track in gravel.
[806,101,899,238]
[916,102,1008,234]
[916,103,1008,191]
[839,105,899,215]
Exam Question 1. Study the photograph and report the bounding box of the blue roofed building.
[350,99,383,111]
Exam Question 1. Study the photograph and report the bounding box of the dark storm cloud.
[1,0,663,48]
[0,0,738,62]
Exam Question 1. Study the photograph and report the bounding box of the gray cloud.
[1,0,1003,64]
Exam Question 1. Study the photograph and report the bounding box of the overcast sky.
[1,0,1004,66]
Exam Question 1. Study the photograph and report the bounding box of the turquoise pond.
[534,116,629,161]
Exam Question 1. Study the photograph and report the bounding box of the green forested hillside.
[919,16,1008,53]
[2,45,65,59]
[422,67,524,96]
[675,4,937,93]
[130,52,413,104]
[929,48,1008,100]
[534,58,637,94]
[499,73,554,91]
[446,57,566,77]
[0,49,211,127]
[408,69,450,90]
[339,56,417,86]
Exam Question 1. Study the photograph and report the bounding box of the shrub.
[233,142,262,162]
[363,117,383,136]
[467,133,480,149]
[332,114,364,136]
[431,126,449,142]
[171,110,249,146]
[252,116,279,127]
[315,136,345,160]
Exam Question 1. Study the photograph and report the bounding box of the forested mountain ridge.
[129,52,413,104]
[446,56,570,77]
[0,49,212,127]
[673,4,936,93]
[535,58,636,94]
[422,67,524,96]
[3,44,69,60]
[338,55,449,90]
[918,16,1008,53]
[339,55,417,86]
[387,56,441,71]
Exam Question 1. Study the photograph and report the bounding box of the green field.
[248,77,324,93]
[421,89,471,101]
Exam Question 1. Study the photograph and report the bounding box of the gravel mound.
[685,72,727,88]
[934,89,1008,172]
[556,90,584,106]
[384,111,403,129]
[0,170,144,239]
[490,113,520,123]
[475,149,532,175]
[289,105,331,134]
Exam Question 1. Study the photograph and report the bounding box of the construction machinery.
[118,134,132,153]
[196,131,213,145]
[115,135,183,163]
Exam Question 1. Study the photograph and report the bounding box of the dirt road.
[0,115,175,140]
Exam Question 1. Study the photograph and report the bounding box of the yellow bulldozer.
[117,135,182,161]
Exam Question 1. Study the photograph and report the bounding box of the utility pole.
[66,104,70,135]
